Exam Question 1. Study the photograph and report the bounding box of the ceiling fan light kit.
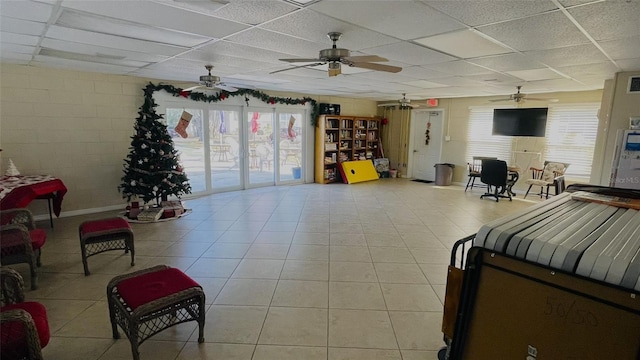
[272,32,403,77]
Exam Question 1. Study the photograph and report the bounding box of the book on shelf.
[325,143,337,151]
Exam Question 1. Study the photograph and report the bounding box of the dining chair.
[523,161,570,199]
[465,156,497,192]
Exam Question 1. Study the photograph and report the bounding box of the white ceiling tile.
[506,68,565,81]
[226,28,325,58]
[176,50,274,72]
[556,62,619,80]
[1,0,53,22]
[362,42,456,66]
[61,1,249,39]
[526,78,596,91]
[38,48,151,67]
[56,9,211,48]
[558,0,596,7]
[414,30,513,59]
[569,1,640,41]
[396,66,450,80]
[477,11,590,51]
[468,53,546,72]
[423,60,494,76]
[0,17,46,36]
[465,72,522,85]
[211,0,297,25]
[524,43,609,68]
[616,58,640,72]
[600,36,640,61]
[0,32,40,46]
[1,43,35,55]
[259,9,397,50]
[32,55,139,74]
[0,52,32,63]
[40,38,170,63]
[423,0,558,27]
[429,77,483,86]
[401,80,448,89]
[309,1,465,40]
[46,26,188,57]
[198,41,294,64]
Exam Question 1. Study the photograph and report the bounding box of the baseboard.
[32,204,125,222]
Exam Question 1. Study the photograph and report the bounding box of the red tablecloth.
[0,176,67,217]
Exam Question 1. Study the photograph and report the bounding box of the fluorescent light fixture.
[506,68,565,81]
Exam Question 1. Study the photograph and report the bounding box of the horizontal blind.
[544,104,599,179]
[466,107,512,163]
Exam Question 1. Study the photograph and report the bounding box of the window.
[544,104,599,180]
[466,107,512,162]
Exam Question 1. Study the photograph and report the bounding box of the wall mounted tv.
[492,108,548,137]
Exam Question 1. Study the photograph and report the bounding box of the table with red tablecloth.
[0,176,67,222]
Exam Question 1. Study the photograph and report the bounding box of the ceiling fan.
[378,93,420,108]
[182,65,238,92]
[489,86,558,103]
[271,32,402,77]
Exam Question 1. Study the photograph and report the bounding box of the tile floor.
[14,180,540,360]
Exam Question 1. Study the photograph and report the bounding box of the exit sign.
[427,98,438,107]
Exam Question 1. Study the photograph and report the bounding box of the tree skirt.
[120,209,192,223]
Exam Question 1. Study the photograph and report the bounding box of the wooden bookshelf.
[315,115,380,184]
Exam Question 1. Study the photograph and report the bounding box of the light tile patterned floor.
[14,180,540,360]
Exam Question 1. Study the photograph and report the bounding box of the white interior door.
[410,110,443,181]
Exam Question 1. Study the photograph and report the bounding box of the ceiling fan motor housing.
[320,48,350,61]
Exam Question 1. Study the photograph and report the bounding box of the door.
[247,109,275,187]
[410,110,443,181]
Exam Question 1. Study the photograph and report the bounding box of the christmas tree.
[119,84,191,206]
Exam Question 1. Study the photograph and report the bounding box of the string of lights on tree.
[118,84,192,206]
[147,82,321,126]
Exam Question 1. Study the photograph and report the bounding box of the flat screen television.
[492,108,548,137]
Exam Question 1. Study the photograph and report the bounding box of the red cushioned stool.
[107,265,205,360]
[79,217,134,276]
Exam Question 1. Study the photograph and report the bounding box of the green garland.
[147,82,320,126]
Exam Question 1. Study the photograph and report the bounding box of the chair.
[255,144,274,172]
[225,137,240,169]
[480,159,513,202]
[1,268,50,360]
[0,209,47,290]
[524,161,570,199]
[465,156,497,192]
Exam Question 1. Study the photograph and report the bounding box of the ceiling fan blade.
[270,62,325,74]
[343,55,388,63]
[349,62,402,73]
[489,98,513,102]
[182,85,203,91]
[526,97,559,102]
[216,84,238,92]
[279,58,323,63]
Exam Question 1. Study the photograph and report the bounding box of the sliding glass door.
[161,99,305,196]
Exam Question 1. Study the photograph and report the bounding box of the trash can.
[434,163,455,186]
[292,167,302,179]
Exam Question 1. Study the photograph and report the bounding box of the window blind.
[466,107,512,163]
[544,104,599,179]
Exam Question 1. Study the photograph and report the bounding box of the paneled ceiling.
[1,0,639,101]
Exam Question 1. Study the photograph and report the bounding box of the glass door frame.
[154,91,307,197]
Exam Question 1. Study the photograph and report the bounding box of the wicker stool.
[107,265,205,360]
[79,217,134,276]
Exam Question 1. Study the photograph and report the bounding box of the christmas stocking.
[174,111,193,138]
